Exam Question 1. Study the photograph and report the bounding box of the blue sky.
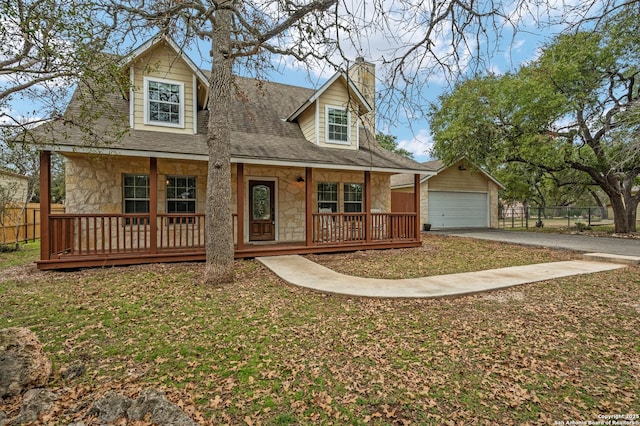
[163,1,572,164]
[259,32,550,163]
[3,1,584,164]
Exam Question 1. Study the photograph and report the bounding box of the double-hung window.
[317,182,338,212]
[123,174,149,224]
[343,183,363,213]
[326,106,349,143]
[166,176,196,220]
[144,77,184,128]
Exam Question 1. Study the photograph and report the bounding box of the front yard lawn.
[0,236,638,425]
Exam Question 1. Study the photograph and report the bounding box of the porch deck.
[36,212,421,270]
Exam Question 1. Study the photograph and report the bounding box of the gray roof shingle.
[37,75,432,173]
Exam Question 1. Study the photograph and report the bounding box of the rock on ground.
[87,391,132,423]
[87,388,198,425]
[10,388,57,424]
[127,388,198,426]
[0,328,51,397]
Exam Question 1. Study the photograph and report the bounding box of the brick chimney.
[348,57,376,135]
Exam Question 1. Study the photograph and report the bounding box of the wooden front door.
[249,180,275,241]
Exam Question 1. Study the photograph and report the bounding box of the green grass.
[0,240,39,268]
[0,236,638,425]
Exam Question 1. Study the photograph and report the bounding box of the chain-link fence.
[499,206,613,229]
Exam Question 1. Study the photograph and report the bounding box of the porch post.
[39,151,51,261]
[364,171,371,243]
[414,173,421,240]
[149,157,158,254]
[236,163,244,251]
[305,167,313,246]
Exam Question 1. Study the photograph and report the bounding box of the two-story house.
[34,34,436,270]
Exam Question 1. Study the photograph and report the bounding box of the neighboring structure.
[0,171,29,204]
[33,34,434,270]
[0,171,30,246]
[391,159,504,229]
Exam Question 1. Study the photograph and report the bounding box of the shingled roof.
[36,69,432,173]
[390,159,504,188]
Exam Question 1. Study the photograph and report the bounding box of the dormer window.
[144,77,184,128]
[326,106,349,144]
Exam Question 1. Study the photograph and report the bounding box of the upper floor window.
[326,106,349,144]
[144,77,184,128]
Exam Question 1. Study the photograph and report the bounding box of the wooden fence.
[1,203,65,245]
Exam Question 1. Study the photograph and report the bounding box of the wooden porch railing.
[45,211,417,260]
[312,212,417,243]
[47,213,207,258]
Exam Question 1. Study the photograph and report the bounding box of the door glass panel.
[252,185,271,220]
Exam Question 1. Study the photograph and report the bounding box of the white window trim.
[325,105,350,145]
[129,68,135,128]
[192,74,198,134]
[314,99,320,145]
[143,76,185,129]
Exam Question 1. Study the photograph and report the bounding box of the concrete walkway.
[257,255,625,298]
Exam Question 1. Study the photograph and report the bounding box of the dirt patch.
[0,264,45,284]
[480,290,526,303]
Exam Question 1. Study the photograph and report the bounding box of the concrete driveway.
[431,229,640,257]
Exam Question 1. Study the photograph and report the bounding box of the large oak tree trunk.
[623,191,639,232]
[609,193,631,233]
[204,5,235,284]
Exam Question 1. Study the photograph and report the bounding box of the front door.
[249,180,275,241]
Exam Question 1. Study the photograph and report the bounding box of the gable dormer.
[287,68,373,150]
[122,36,208,135]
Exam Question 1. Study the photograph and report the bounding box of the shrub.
[574,221,591,232]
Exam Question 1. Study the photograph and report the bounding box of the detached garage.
[391,159,504,229]
[428,191,488,228]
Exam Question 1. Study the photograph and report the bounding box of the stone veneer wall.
[236,164,307,243]
[233,166,391,243]
[65,155,209,215]
[66,155,393,244]
[311,169,390,212]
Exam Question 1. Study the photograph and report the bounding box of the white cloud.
[397,129,434,161]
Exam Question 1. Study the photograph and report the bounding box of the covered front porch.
[37,153,422,270]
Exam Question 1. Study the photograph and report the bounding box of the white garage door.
[428,191,488,228]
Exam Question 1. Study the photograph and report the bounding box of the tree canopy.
[1,0,119,137]
[430,4,640,232]
[376,133,414,160]
[4,0,638,280]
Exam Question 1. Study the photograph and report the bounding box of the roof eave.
[286,72,372,122]
[44,144,433,174]
[119,34,209,88]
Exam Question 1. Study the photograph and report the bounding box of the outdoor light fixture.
[296,176,305,183]
[458,165,467,171]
